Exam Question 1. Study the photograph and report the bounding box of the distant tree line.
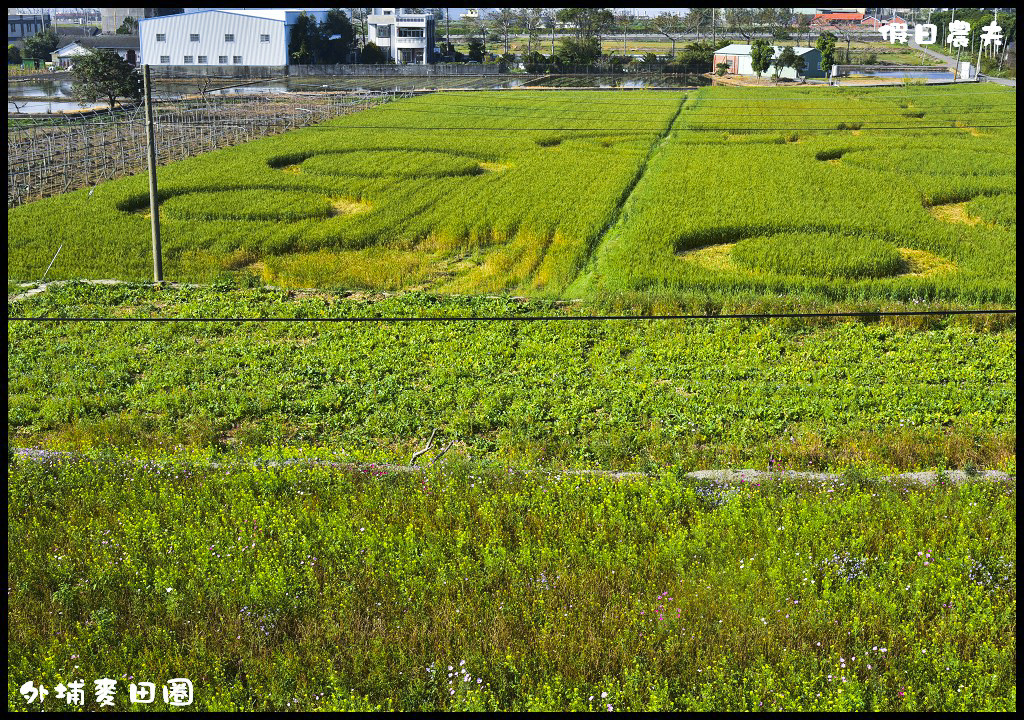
[428,7,836,73]
[287,9,356,64]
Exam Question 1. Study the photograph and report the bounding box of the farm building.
[55,26,101,40]
[367,8,437,65]
[713,44,826,79]
[54,36,141,68]
[138,9,330,68]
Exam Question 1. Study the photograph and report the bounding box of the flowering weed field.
[7,453,1015,710]
[7,85,1015,307]
[7,283,1016,472]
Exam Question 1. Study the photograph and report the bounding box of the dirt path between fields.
[11,448,1012,486]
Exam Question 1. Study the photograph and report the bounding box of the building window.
[183,55,193,63]
[376,25,391,38]
[397,27,424,38]
[156,33,166,41]
[198,56,207,63]
[260,33,270,42]
[159,55,170,63]
[190,33,199,41]
[218,55,228,64]
[225,33,234,42]
[233,56,242,64]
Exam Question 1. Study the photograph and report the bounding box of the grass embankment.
[7,453,1016,710]
[8,85,1016,308]
[8,284,1016,472]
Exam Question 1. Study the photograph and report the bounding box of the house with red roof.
[811,12,865,27]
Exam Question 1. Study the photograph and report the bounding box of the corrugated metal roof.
[714,44,818,57]
[172,8,332,23]
[57,35,140,51]
[812,12,865,21]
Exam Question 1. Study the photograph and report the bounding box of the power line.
[380,105,1016,118]
[9,309,1016,324]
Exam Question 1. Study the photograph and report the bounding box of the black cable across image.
[8,309,1016,324]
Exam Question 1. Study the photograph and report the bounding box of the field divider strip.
[566,94,688,285]
[9,449,1014,485]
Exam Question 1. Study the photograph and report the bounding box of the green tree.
[652,12,685,56]
[522,50,548,72]
[686,7,714,42]
[23,28,60,61]
[724,8,757,40]
[557,36,602,66]
[321,8,354,64]
[796,14,812,45]
[675,41,718,72]
[519,8,545,57]
[464,15,487,59]
[70,48,141,109]
[487,8,519,56]
[467,38,486,62]
[716,61,730,76]
[9,44,22,64]
[815,31,837,80]
[793,53,807,80]
[359,41,388,64]
[749,38,774,81]
[776,45,797,81]
[555,8,613,41]
[288,11,321,64]
[116,16,138,34]
[350,7,369,46]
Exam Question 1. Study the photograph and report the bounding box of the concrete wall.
[290,63,504,76]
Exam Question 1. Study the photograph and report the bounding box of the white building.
[713,44,826,79]
[54,36,141,68]
[139,8,329,68]
[367,8,436,65]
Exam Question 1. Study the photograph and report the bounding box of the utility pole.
[975,14,984,76]
[142,65,163,283]
[445,7,450,59]
[992,9,998,60]
[998,18,1013,69]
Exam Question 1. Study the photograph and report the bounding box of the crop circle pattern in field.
[298,149,483,179]
[160,189,335,222]
[732,231,906,280]
[841,148,1013,177]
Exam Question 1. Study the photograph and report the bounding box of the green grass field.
[7,85,1016,711]
[8,85,1016,308]
[8,454,1016,710]
[8,284,1016,472]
